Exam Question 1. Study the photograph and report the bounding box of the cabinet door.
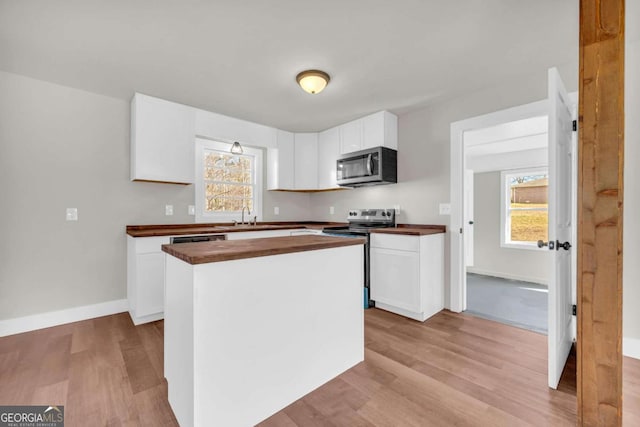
[362,111,398,150]
[370,247,421,312]
[339,120,363,154]
[267,130,295,190]
[294,133,318,190]
[131,93,195,184]
[135,252,165,318]
[317,127,340,189]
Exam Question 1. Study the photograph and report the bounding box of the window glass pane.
[508,173,549,243]
[202,148,255,214]
[510,210,548,242]
[509,174,548,207]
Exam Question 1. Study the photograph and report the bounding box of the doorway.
[463,116,550,334]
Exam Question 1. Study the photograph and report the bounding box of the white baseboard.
[0,299,129,337]
[466,267,548,286]
[624,337,640,360]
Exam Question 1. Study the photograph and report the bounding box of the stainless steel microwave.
[336,146,397,187]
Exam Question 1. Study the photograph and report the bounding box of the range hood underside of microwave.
[338,179,396,188]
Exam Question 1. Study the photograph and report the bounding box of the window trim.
[195,138,263,223]
[500,167,548,251]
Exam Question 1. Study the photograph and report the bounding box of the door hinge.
[459,228,463,234]
[572,120,577,131]
[572,304,577,316]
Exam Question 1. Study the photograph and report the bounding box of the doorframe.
[450,98,551,313]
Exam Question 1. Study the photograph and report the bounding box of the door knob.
[537,240,555,250]
[556,240,572,251]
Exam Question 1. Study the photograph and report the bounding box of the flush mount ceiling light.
[230,141,243,154]
[296,70,330,94]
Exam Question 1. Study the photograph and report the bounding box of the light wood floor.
[1,309,638,426]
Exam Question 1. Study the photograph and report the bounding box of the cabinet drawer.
[134,236,171,254]
[370,233,419,252]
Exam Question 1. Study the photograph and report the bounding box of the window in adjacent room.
[195,139,263,222]
[500,168,548,249]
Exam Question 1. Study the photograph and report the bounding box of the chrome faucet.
[241,207,251,225]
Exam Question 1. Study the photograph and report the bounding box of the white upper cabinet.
[362,111,398,150]
[267,130,295,190]
[294,133,318,190]
[339,120,364,154]
[131,93,195,184]
[339,111,398,154]
[317,126,340,189]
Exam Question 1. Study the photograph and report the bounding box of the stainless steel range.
[323,209,396,308]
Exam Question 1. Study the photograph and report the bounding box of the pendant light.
[230,141,243,154]
[296,70,330,94]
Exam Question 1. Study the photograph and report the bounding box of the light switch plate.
[165,204,174,216]
[439,203,451,215]
[393,204,401,215]
[329,206,335,215]
[274,206,280,215]
[188,205,195,215]
[66,208,78,221]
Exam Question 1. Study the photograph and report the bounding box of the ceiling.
[465,116,548,157]
[0,0,579,132]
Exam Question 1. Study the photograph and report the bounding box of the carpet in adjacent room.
[465,273,548,334]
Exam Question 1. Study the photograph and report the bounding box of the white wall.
[623,36,640,345]
[469,172,549,284]
[0,70,308,321]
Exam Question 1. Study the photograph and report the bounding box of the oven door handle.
[366,154,373,176]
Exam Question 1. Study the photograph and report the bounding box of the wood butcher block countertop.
[162,235,366,265]
[126,222,346,237]
[371,224,447,236]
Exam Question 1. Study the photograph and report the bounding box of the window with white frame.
[500,168,548,249]
[195,139,262,222]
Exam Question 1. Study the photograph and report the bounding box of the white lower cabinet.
[370,233,444,321]
[128,229,307,325]
[127,235,170,325]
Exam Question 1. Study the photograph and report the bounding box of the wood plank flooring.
[0,309,638,426]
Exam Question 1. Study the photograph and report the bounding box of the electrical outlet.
[329,206,335,215]
[393,204,401,215]
[439,203,451,215]
[165,204,174,216]
[188,205,195,215]
[274,206,280,215]
[66,208,78,221]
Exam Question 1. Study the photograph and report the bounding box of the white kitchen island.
[162,235,365,427]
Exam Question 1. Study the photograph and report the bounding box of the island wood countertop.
[126,222,346,237]
[162,235,366,265]
[371,224,447,236]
